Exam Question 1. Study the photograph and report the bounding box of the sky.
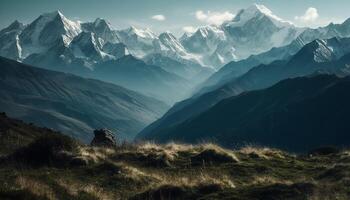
[1,0,350,36]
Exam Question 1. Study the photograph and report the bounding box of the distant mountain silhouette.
[140,74,350,152]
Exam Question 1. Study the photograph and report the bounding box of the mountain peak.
[93,18,111,28]
[228,4,293,28]
[247,4,275,17]
[41,10,64,20]
[159,31,175,39]
[10,20,23,27]
[72,31,103,49]
[126,26,156,39]
[5,20,24,31]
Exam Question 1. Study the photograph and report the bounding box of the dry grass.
[195,143,240,162]
[78,146,116,163]
[239,146,290,160]
[2,141,349,200]
[251,175,294,185]
[56,179,114,200]
[16,176,56,200]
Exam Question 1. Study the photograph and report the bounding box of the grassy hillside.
[1,115,350,199]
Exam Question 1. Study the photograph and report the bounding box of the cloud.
[151,14,166,21]
[295,7,319,23]
[195,10,234,25]
[182,26,197,33]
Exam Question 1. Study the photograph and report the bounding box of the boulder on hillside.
[90,129,117,147]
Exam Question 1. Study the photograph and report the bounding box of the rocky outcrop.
[90,129,117,147]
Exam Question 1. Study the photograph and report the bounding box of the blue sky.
[1,0,349,36]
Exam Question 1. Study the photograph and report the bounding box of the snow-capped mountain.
[290,37,350,65]
[0,20,24,60]
[19,11,82,58]
[222,4,303,57]
[81,18,119,44]
[180,4,303,68]
[2,4,350,75]
[69,31,109,63]
[181,25,226,55]
[116,26,157,58]
[198,16,350,96]
[0,4,306,72]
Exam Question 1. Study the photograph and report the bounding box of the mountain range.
[138,37,350,141]
[197,18,350,96]
[0,4,338,72]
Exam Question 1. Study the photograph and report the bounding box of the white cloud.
[295,7,319,24]
[195,10,234,25]
[151,14,166,21]
[182,26,197,33]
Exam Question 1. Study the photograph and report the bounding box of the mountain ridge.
[138,37,350,140]
[0,56,168,142]
[139,74,350,152]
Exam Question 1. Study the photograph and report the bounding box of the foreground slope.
[142,74,350,152]
[0,115,350,199]
[0,57,168,142]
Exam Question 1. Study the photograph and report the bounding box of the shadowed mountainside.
[0,57,168,142]
[139,74,350,152]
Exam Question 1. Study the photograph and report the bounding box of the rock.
[91,129,117,147]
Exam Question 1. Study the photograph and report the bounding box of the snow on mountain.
[69,31,109,62]
[0,11,129,71]
[155,32,187,56]
[116,26,157,58]
[305,37,350,63]
[221,4,303,59]
[102,42,129,59]
[2,4,350,73]
[181,25,226,54]
[178,4,303,68]
[227,4,293,28]
[0,20,25,60]
[81,18,119,44]
[151,31,204,67]
[19,10,82,58]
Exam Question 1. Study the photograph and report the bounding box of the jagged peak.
[4,20,24,31]
[41,10,64,20]
[228,4,293,28]
[159,31,176,39]
[189,25,225,40]
[124,26,156,39]
[73,31,101,46]
[10,20,23,27]
[93,18,112,29]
